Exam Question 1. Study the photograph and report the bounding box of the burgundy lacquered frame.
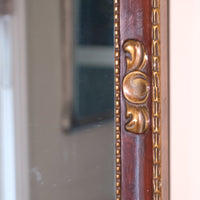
[114,0,169,200]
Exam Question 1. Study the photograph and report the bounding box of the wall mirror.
[0,0,172,200]
[3,0,200,199]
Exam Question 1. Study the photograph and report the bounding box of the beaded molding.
[114,0,121,199]
[152,0,162,199]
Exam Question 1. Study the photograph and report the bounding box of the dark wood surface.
[120,0,153,199]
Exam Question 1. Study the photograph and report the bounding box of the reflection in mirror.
[26,0,114,200]
[0,0,114,199]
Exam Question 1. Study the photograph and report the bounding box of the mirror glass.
[26,0,114,199]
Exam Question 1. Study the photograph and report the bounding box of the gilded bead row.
[114,0,121,200]
[152,0,162,199]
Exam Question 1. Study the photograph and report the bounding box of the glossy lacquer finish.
[120,0,153,200]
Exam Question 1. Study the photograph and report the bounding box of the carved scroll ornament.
[122,40,150,134]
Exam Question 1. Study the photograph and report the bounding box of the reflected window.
[73,0,114,126]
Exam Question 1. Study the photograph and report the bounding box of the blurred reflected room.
[0,0,114,200]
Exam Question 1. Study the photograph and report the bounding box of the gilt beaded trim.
[114,0,121,199]
[152,0,162,199]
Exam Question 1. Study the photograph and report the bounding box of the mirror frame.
[114,0,169,199]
